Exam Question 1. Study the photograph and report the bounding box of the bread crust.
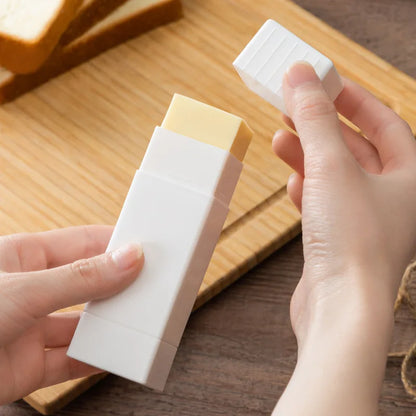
[60,0,130,45]
[0,0,183,103]
[0,0,83,74]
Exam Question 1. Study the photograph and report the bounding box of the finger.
[38,225,114,268]
[41,311,81,348]
[5,244,144,319]
[273,123,382,176]
[282,114,296,131]
[272,129,304,176]
[41,347,104,389]
[283,62,351,175]
[339,123,382,174]
[0,225,114,273]
[335,78,416,169]
[280,76,382,174]
[287,173,303,212]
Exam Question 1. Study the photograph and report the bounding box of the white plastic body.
[233,19,343,114]
[67,127,242,391]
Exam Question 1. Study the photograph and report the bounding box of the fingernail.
[111,244,143,270]
[272,129,284,144]
[285,62,318,88]
[288,173,296,185]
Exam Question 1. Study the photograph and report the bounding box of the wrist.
[294,262,396,332]
[298,294,394,362]
[277,277,394,416]
[292,266,395,370]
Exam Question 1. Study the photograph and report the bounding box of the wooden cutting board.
[0,0,415,413]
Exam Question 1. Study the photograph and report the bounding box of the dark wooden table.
[3,0,416,415]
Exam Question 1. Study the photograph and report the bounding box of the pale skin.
[272,62,416,415]
[0,225,143,404]
[0,63,415,413]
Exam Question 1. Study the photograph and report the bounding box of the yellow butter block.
[161,94,253,162]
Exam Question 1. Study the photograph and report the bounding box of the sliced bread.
[0,0,182,104]
[0,0,83,74]
[60,0,130,45]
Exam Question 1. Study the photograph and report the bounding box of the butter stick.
[162,94,252,161]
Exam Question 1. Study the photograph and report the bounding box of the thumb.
[4,244,144,319]
[283,62,351,175]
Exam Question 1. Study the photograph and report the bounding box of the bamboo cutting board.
[0,0,415,413]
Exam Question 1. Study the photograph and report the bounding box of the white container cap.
[233,19,343,114]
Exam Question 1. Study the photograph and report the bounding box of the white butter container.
[68,95,252,391]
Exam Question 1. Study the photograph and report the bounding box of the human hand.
[0,225,143,405]
[271,63,416,415]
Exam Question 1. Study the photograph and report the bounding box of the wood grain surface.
[2,0,416,415]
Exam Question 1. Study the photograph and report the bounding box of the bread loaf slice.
[60,0,130,45]
[0,0,83,74]
[0,0,182,103]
